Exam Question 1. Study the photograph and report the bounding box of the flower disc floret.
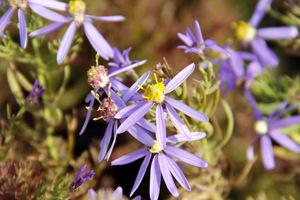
[100,98,118,121]
[234,21,256,42]
[254,120,268,135]
[69,0,86,26]
[147,141,162,154]
[87,65,110,89]
[142,74,167,103]
[9,0,28,10]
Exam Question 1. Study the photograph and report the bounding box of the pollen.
[233,21,256,42]
[69,0,86,26]
[87,65,110,89]
[254,120,268,135]
[9,0,28,10]
[148,141,163,153]
[99,98,118,121]
[141,74,167,103]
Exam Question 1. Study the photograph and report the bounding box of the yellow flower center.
[233,21,256,42]
[148,141,162,153]
[140,74,168,103]
[9,0,28,10]
[69,0,86,26]
[254,120,268,135]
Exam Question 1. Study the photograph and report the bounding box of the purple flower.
[234,0,298,67]
[177,20,230,58]
[0,0,68,48]
[218,49,263,94]
[29,0,125,64]
[79,61,146,136]
[115,63,209,139]
[26,80,46,104]
[69,164,95,191]
[247,100,300,170]
[112,110,208,200]
[88,187,142,200]
[108,47,139,70]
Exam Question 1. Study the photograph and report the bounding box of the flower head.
[247,100,300,170]
[26,80,46,105]
[68,0,86,26]
[140,74,168,103]
[69,164,95,191]
[87,65,110,89]
[234,21,257,42]
[99,97,119,121]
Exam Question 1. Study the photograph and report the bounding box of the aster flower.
[0,0,68,48]
[29,0,125,64]
[218,48,263,94]
[247,100,300,170]
[25,80,46,104]
[69,164,95,191]
[79,60,146,136]
[115,63,209,139]
[88,187,142,200]
[81,71,156,163]
[111,111,208,200]
[233,0,298,67]
[177,20,230,58]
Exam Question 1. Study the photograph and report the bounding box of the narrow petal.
[229,50,244,77]
[122,70,150,102]
[206,45,231,57]
[167,132,206,143]
[79,96,96,135]
[165,63,195,94]
[245,61,263,81]
[29,3,69,22]
[18,9,28,48]
[185,27,197,43]
[130,152,152,197]
[0,7,14,32]
[113,187,123,198]
[108,60,147,78]
[114,100,147,119]
[28,0,68,11]
[244,88,263,120]
[98,119,114,162]
[29,21,65,37]
[83,21,113,60]
[177,32,193,46]
[268,103,298,123]
[158,153,179,197]
[105,120,118,160]
[149,155,161,200]
[269,116,300,129]
[156,104,166,148]
[257,27,298,40]
[251,38,279,67]
[164,154,191,191]
[260,135,275,170]
[57,21,77,64]
[132,196,142,200]
[136,118,157,133]
[249,0,272,27]
[111,148,148,166]
[86,15,125,22]
[194,20,204,43]
[110,79,128,96]
[88,189,98,200]
[269,130,300,153]
[166,103,191,138]
[247,135,260,161]
[164,146,208,168]
[127,124,155,147]
[75,164,87,179]
[166,97,208,122]
[107,88,126,110]
[117,101,154,133]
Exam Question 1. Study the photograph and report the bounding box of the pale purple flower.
[26,80,46,104]
[88,187,142,200]
[112,111,208,200]
[29,0,125,64]
[69,164,95,191]
[108,47,139,70]
[79,60,146,136]
[0,0,68,48]
[177,20,230,58]
[235,0,298,67]
[115,63,209,139]
[247,100,300,170]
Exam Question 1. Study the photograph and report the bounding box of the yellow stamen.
[69,0,86,26]
[233,21,256,42]
[141,73,168,103]
[148,141,162,153]
[254,120,268,134]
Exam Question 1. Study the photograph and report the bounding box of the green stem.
[46,126,59,161]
